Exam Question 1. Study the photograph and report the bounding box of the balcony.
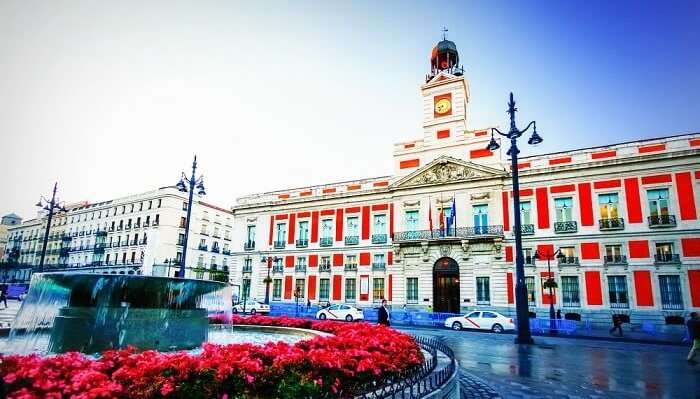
[599,218,625,231]
[554,221,578,234]
[222,249,231,255]
[345,236,359,245]
[272,265,284,274]
[94,244,106,253]
[62,235,72,242]
[134,223,140,229]
[604,255,627,265]
[143,221,150,227]
[152,220,159,227]
[211,246,220,253]
[122,241,130,247]
[244,241,255,251]
[176,241,184,247]
[273,240,285,249]
[116,226,123,231]
[520,224,534,236]
[95,230,107,237]
[319,264,331,273]
[296,239,309,248]
[372,262,386,271]
[372,234,388,244]
[198,244,208,251]
[242,265,253,273]
[392,226,504,242]
[344,264,358,271]
[294,264,307,273]
[130,240,138,246]
[648,215,677,228]
[320,237,333,247]
[661,301,684,310]
[557,256,580,266]
[140,238,148,245]
[654,253,680,265]
[108,227,115,232]
[125,225,132,231]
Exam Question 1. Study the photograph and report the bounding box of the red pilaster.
[311,211,319,243]
[284,276,293,299]
[536,187,550,229]
[675,172,697,220]
[287,214,296,245]
[308,276,317,300]
[335,209,344,242]
[502,192,510,231]
[332,275,342,301]
[578,183,594,226]
[624,178,643,223]
[633,271,654,306]
[361,206,370,240]
[584,271,603,305]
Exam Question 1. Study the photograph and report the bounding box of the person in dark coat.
[378,299,390,326]
[609,314,623,337]
[687,312,700,364]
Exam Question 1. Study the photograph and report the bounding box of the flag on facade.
[428,196,434,233]
[450,195,456,231]
[439,204,446,234]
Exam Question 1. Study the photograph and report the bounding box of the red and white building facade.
[231,39,700,326]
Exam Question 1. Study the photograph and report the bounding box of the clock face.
[434,98,451,115]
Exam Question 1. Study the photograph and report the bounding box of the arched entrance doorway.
[433,257,460,313]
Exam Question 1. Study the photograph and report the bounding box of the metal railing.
[345,264,358,271]
[520,224,535,235]
[654,253,680,264]
[372,234,388,244]
[554,221,578,233]
[372,262,386,271]
[648,215,676,227]
[296,239,309,248]
[272,265,284,273]
[295,264,307,273]
[599,218,625,230]
[242,265,252,273]
[273,240,285,249]
[319,264,331,272]
[604,255,627,265]
[320,237,333,247]
[244,241,255,251]
[198,244,208,251]
[345,235,359,245]
[392,226,504,242]
[558,256,579,266]
[211,246,220,253]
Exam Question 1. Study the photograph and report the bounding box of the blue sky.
[0,1,698,218]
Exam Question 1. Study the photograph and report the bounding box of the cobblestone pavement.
[403,327,700,399]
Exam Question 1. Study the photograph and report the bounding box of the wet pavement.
[401,327,700,399]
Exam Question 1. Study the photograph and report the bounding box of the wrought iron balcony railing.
[273,240,285,249]
[244,241,255,251]
[372,234,388,244]
[599,218,625,231]
[520,224,534,235]
[661,301,684,310]
[648,215,676,228]
[557,256,580,266]
[392,226,504,242]
[242,265,252,273]
[296,239,309,248]
[211,246,220,253]
[554,221,578,233]
[294,264,307,273]
[319,237,333,247]
[372,262,386,271]
[344,264,358,271]
[654,253,680,264]
[198,244,208,251]
[345,236,359,245]
[222,249,231,255]
[319,264,331,272]
[604,255,627,265]
[272,265,284,273]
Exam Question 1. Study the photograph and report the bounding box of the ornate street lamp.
[486,92,542,345]
[36,182,67,273]
[534,248,564,334]
[260,255,281,305]
[175,155,206,279]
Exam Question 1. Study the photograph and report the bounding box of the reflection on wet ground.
[402,328,700,399]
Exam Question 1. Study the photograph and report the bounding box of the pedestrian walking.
[687,312,700,365]
[556,309,562,319]
[609,314,623,337]
[378,299,390,326]
[306,299,311,312]
[0,290,7,309]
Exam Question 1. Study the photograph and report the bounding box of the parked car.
[233,300,270,314]
[316,304,364,322]
[444,311,515,333]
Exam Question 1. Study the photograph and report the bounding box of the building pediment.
[392,156,506,188]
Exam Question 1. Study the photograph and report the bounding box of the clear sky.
[1,1,698,219]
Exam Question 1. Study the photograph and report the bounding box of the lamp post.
[260,255,281,304]
[534,248,563,334]
[36,182,67,273]
[175,155,206,279]
[486,92,542,345]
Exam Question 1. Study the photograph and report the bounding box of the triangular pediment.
[392,156,506,188]
[425,71,458,85]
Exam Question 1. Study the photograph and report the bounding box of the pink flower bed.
[0,316,423,398]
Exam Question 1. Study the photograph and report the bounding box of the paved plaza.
[404,327,700,399]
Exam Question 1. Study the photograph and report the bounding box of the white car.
[444,311,515,333]
[233,300,270,314]
[316,304,364,322]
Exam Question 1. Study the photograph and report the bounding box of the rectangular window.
[298,221,309,240]
[346,216,359,236]
[320,256,331,267]
[605,244,623,257]
[321,219,333,239]
[242,279,251,299]
[647,188,669,217]
[345,278,356,302]
[182,201,188,211]
[608,275,629,308]
[295,279,305,298]
[473,204,488,234]
[246,225,255,242]
[272,279,282,300]
[523,248,534,265]
[319,278,330,301]
[476,277,490,305]
[561,276,580,307]
[406,277,418,303]
[276,223,287,243]
[373,278,385,301]
[525,276,536,305]
[178,234,185,246]
[598,193,619,219]
[520,201,532,225]
[297,256,307,267]
[659,275,683,310]
[554,197,573,222]
[345,254,356,266]
[373,253,385,265]
[373,214,386,235]
[405,210,419,233]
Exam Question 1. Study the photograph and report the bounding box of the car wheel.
[452,321,462,331]
[250,309,256,315]
[345,315,353,322]
[491,324,504,333]
[319,313,327,320]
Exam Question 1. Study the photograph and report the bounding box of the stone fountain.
[8,273,230,354]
